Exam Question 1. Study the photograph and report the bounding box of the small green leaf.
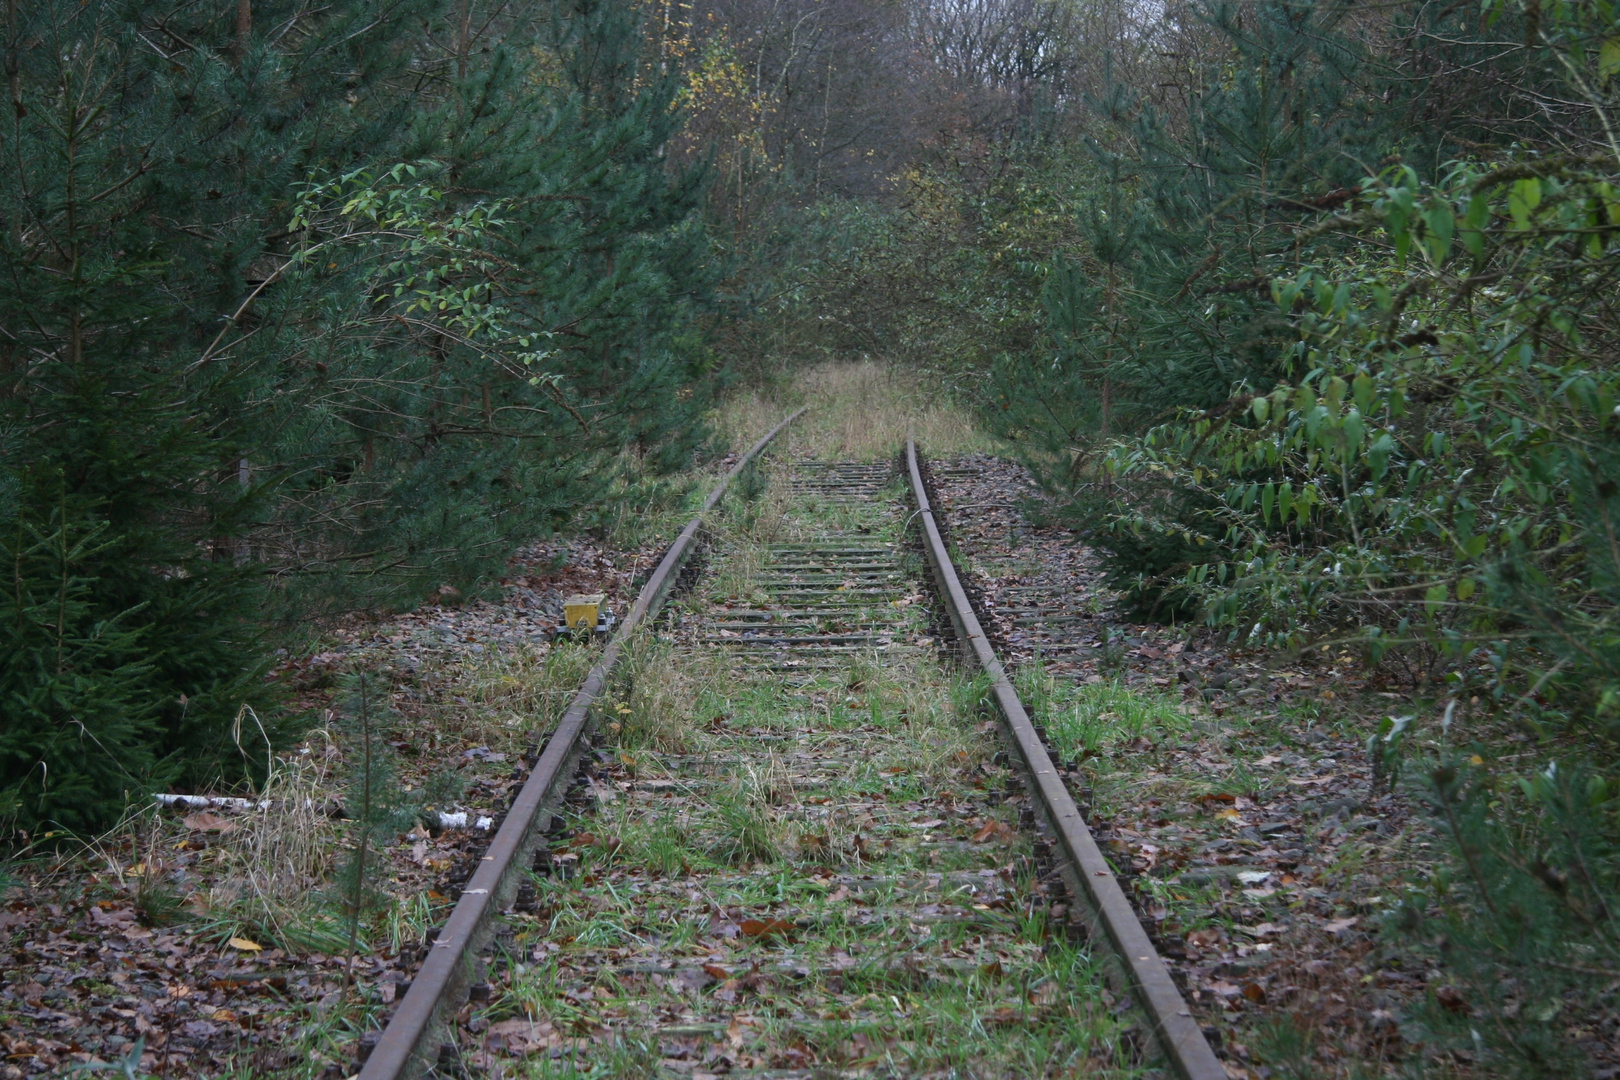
[1252,396,1270,423]
[1601,36,1620,82]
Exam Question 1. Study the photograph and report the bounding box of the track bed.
[464,460,1138,1077]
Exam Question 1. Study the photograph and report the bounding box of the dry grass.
[435,640,600,748]
[612,639,717,753]
[209,749,338,907]
[715,360,994,462]
[178,747,352,952]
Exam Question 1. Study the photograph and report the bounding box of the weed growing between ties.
[468,457,1148,1077]
[479,651,1145,1077]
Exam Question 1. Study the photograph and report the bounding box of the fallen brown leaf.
[971,819,1017,844]
[182,811,236,834]
[739,918,794,940]
[1435,985,1471,1014]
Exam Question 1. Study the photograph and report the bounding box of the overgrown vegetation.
[4,0,1619,1070]
[662,0,1620,1071]
[1,0,718,834]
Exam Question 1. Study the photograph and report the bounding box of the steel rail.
[359,408,806,1080]
[905,439,1226,1080]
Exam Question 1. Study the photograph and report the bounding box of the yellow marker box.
[563,593,605,631]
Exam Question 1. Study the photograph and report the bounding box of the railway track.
[356,417,1223,1080]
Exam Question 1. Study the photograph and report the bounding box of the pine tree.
[0,0,720,834]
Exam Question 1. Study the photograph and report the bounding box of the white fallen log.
[157,794,490,831]
[435,811,494,831]
[154,794,272,812]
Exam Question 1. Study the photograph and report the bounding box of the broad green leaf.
[1456,577,1477,601]
[1509,178,1541,229]
[1325,375,1348,413]
[1342,409,1365,451]
[1368,433,1392,483]
[1352,373,1374,413]
[1601,36,1620,81]
[1314,280,1336,312]
[1252,396,1270,423]
[1386,205,1408,244]
[1509,189,1531,230]
[1425,203,1454,264]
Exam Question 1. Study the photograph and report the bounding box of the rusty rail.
[905,439,1226,1080]
[358,408,806,1080]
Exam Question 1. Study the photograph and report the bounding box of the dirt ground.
[928,452,1618,1080]
[0,530,667,1079]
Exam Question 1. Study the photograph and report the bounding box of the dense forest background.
[2,0,1617,1025]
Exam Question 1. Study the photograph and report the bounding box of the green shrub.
[0,470,276,836]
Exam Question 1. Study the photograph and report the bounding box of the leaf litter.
[926,453,1556,1079]
[0,531,674,1079]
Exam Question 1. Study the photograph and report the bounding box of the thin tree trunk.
[235,0,251,60]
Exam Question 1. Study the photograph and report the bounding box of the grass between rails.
[0,362,992,1080]
[464,462,1154,1078]
[717,360,996,464]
